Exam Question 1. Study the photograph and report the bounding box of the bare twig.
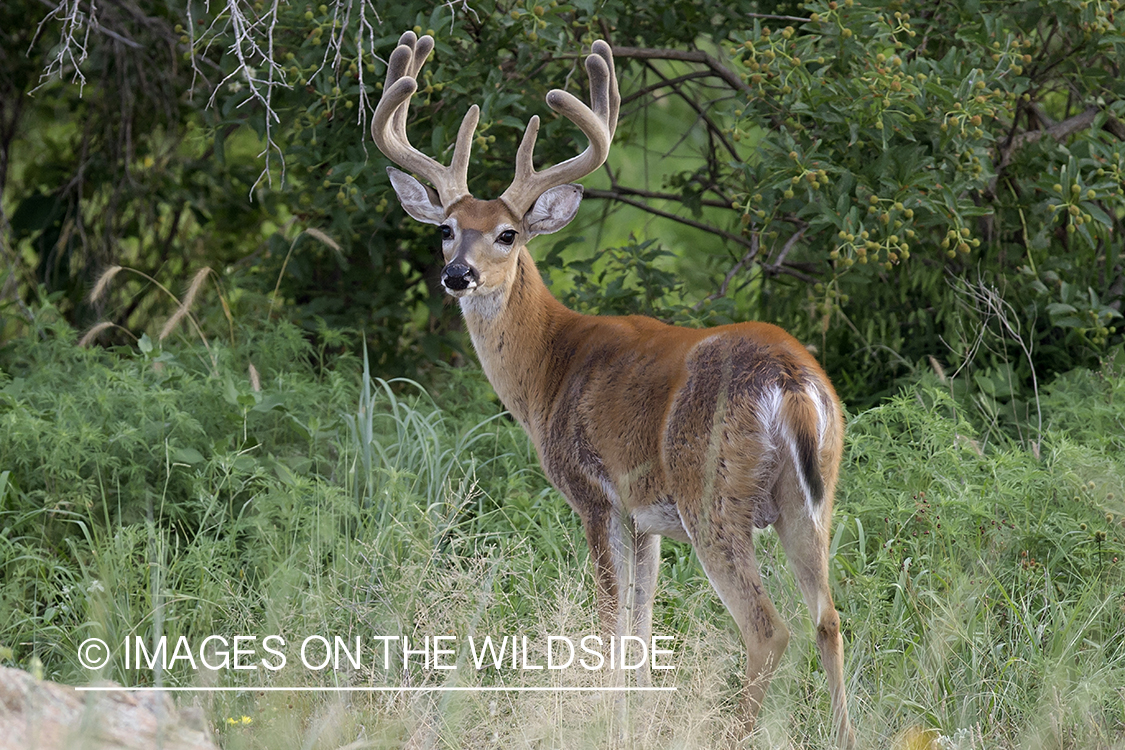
[620,70,713,106]
[765,224,807,273]
[588,183,735,210]
[948,278,1043,456]
[185,0,385,191]
[747,13,812,23]
[32,0,96,93]
[583,189,817,285]
[694,239,760,310]
[640,61,739,160]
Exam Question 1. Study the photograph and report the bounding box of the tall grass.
[2,315,1124,747]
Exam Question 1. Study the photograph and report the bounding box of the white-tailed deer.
[372,31,855,748]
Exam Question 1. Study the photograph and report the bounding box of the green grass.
[2,315,1124,748]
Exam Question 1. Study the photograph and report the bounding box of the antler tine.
[591,40,619,136]
[371,32,476,208]
[499,40,618,218]
[389,31,433,137]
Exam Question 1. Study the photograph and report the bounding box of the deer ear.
[525,184,583,237]
[387,167,445,225]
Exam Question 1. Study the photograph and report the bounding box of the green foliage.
[708,0,1125,407]
[543,235,736,325]
[2,320,1125,745]
[0,312,575,683]
[5,0,1124,410]
[821,373,1125,745]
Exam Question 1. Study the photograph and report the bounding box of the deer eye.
[440,225,453,241]
[497,229,517,245]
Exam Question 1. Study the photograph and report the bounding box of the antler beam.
[499,41,620,217]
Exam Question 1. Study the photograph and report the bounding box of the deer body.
[463,244,837,537]
[372,32,855,748]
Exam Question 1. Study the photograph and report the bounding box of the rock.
[0,666,218,750]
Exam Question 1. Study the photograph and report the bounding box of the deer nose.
[441,263,477,291]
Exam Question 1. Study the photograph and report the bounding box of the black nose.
[441,263,476,291]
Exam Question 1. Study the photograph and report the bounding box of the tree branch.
[640,61,739,161]
[590,183,735,209]
[996,105,1101,171]
[620,70,713,106]
[694,241,758,310]
[765,224,807,273]
[584,188,755,250]
[611,46,752,97]
[747,13,811,23]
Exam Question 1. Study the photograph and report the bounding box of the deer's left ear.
[525,184,583,237]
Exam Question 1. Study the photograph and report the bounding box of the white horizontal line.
[74,686,677,693]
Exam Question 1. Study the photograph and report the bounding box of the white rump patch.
[759,384,784,429]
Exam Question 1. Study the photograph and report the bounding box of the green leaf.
[171,447,205,465]
[1084,203,1113,227]
[1046,303,1077,316]
[252,394,288,413]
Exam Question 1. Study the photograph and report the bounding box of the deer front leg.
[582,507,621,639]
[584,508,661,687]
[619,519,660,687]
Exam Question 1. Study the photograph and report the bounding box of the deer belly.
[632,500,691,542]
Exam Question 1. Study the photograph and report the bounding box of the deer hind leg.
[773,493,855,749]
[681,504,790,735]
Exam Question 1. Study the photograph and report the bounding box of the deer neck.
[458,246,577,438]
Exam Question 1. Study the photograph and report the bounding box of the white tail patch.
[784,423,821,530]
[805,383,833,530]
[758,386,817,526]
[807,383,828,448]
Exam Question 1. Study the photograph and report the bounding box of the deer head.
[371,32,618,303]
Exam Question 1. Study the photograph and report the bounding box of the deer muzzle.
[441,262,478,293]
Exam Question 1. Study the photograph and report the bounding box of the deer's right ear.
[387,167,445,225]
